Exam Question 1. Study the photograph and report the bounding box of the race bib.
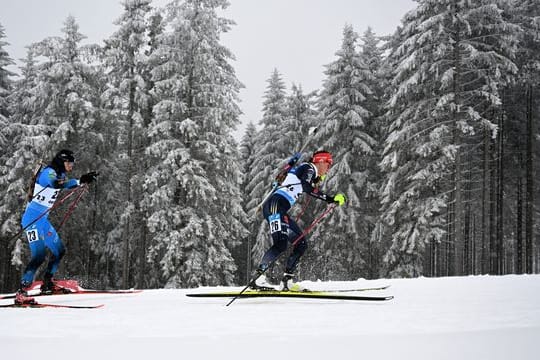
[26,229,40,243]
[268,213,281,234]
[32,183,60,208]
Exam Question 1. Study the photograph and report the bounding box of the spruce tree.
[0,23,16,288]
[144,0,244,287]
[0,50,48,288]
[310,24,377,280]
[245,69,291,280]
[0,16,104,288]
[509,0,540,274]
[101,0,154,288]
[358,27,386,279]
[381,0,520,277]
[279,84,320,279]
[0,23,15,117]
[237,121,258,282]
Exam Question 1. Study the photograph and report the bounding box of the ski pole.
[57,184,88,230]
[291,203,336,247]
[226,203,337,307]
[294,191,316,222]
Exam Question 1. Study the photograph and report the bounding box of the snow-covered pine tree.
[0,110,16,292]
[381,0,520,277]
[281,84,320,278]
[508,0,540,274]
[240,122,258,198]
[144,0,245,288]
[286,84,319,158]
[0,23,17,227]
[357,27,386,279]
[41,16,104,283]
[0,50,51,290]
[237,121,258,282]
[101,0,154,288]
[309,24,377,280]
[513,0,540,82]
[0,17,104,288]
[245,69,292,280]
[0,23,15,117]
[0,23,17,289]
[24,15,102,165]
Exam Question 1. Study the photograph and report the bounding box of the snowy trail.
[1,275,539,360]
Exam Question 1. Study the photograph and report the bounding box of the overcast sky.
[0,0,416,139]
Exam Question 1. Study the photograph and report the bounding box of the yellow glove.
[333,193,346,206]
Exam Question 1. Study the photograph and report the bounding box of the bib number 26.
[268,213,281,234]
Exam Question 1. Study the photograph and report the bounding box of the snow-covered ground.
[1,274,539,360]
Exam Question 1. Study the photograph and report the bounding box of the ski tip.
[0,302,105,309]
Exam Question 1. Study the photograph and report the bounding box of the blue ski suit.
[20,166,79,286]
[260,162,332,273]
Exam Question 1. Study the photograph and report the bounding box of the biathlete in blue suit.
[16,149,98,304]
[253,150,346,291]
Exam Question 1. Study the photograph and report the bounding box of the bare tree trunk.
[437,235,444,277]
[463,204,471,275]
[0,238,17,292]
[481,129,489,274]
[463,151,473,275]
[123,75,136,288]
[138,225,147,288]
[430,238,437,277]
[525,84,534,274]
[516,152,523,274]
[451,12,463,276]
[447,198,455,276]
[489,136,497,275]
[454,151,463,276]
[472,214,477,274]
[496,110,505,275]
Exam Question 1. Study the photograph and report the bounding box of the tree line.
[0,0,538,292]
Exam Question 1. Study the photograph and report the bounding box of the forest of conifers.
[0,0,538,292]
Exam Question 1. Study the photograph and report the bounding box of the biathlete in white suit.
[254,150,346,291]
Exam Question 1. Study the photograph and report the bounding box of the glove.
[80,171,99,184]
[332,193,346,206]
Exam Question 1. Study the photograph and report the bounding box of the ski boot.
[279,273,306,292]
[40,274,64,295]
[249,267,274,291]
[14,284,36,305]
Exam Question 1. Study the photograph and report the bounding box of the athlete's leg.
[259,195,290,269]
[284,217,307,273]
[42,223,65,279]
[20,210,47,287]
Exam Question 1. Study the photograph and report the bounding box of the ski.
[314,285,391,293]
[0,302,104,309]
[69,289,143,295]
[0,289,142,300]
[187,290,393,301]
[0,280,142,300]
[250,284,391,293]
